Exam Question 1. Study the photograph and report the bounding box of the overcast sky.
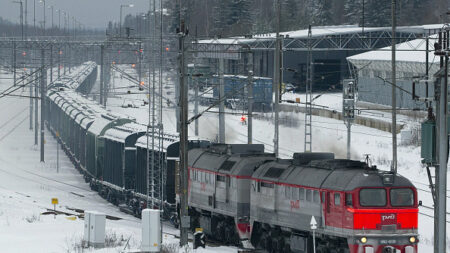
[1,0,156,29]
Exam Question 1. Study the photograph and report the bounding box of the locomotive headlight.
[360,237,367,244]
[409,236,416,243]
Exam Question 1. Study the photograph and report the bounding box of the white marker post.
[310,216,317,253]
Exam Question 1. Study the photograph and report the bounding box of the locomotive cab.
[342,172,418,253]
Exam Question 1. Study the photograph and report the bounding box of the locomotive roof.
[188,144,275,176]
[254,159,414,191]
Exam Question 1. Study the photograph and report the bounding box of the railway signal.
[343,79,356,159]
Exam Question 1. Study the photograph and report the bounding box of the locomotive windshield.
[390,188,414,207]
[359,188,386,207]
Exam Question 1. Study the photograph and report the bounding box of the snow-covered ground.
[0,64,445,252]
[0,69,234,253]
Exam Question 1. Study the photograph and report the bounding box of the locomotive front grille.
[382,246,396,253]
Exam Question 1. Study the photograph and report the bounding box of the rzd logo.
[380,214,397,225]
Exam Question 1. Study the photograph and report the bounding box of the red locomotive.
[186,144,418,253]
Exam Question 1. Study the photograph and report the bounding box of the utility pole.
[178,15,189,247]
[29,67,33,130]
[57,48,60,79]
[247,51,253,144]
[40,49,46,162]
[194,66,199,136]
[150,0,157,209]
[305,25,313,152]
[100,45,104,105]
[13,1,24,40]
[13,41,16,86]
[49,45,53,84]
[35,68,38,145]
[24,0,27,39]
[33,0,35,36]
[391,0,397,173]
[273,0,281,156]
[433,27,449,253]
[218,58,225,143]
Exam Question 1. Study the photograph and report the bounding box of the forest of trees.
[164,0,445,37]
[1,0,446,38]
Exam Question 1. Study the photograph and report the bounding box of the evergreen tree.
[282,0,299,30]
[365,0,390,27]
[343,0,362,25]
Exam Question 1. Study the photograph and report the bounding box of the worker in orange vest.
[241,115,247,125]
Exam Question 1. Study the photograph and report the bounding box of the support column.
[178,20,189,247]
[35,68,38,145]
[194,74,199,136]
[247,52,253,144]
[57,47,60,79]
[50,45,53,84]
[273,0,281,156]
[100,45,104,105]
[29,67,33,130]
[218,58,225,143]
[40,49,46,162]
[13,41,16,86]
[346,123,351,159]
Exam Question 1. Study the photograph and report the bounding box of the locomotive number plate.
[379,239,397,245]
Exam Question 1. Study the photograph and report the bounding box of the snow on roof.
[80,117,95,129]
[88,117,113,136]
[103,122,147,143]
[347,34,438,63]
[135,132,178,151]
[198,24,444,45]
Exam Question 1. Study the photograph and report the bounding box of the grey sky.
[0,0,155,29]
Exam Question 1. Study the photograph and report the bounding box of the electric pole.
[433,27,449,253]
[273,0,281,157]
[100,44,104,105]
[40,49,46,162]
[391,0,397,173]
[35,68,38,145]
[178,16,189,247]
[29,66,33,130]
[13,41,16,86]
[218,58,225,143]
[305,25,313,152]
[247,51,253,144]
[194,64,199,136]
[50,45,53,84]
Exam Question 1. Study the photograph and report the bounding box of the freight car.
[46,76,208,218]
[187,144,418,253]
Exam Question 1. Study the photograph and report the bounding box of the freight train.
[46,63,418,253]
